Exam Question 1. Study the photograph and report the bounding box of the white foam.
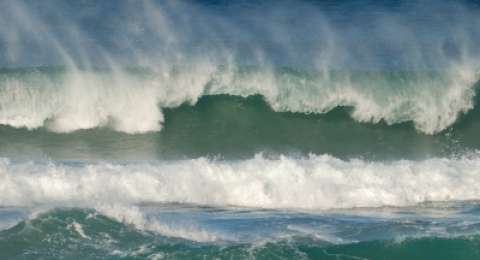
[1,154,480,210]
[0,63,477,134]
[0,70,164,133]
[95,204,223,242]
[68,221,90,239]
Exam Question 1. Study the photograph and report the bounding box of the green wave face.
[0,95,476,161]
[320,237,480,260]
[0,67,479,160]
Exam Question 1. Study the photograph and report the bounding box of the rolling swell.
[1,208,480,260]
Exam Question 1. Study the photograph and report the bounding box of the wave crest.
[0,66,478,134]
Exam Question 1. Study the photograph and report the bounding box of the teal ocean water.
[2,0,480,259]
[3,205,480,259]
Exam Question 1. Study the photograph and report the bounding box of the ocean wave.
[0,66,478,134]
[1,208,480,260]
[2,153,480,210]
[1,0,480,136]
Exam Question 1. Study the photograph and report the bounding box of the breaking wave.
[0,67,478,134]
[2,153,480,210]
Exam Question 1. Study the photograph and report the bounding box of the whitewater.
[0,66,478,134]
[2,154,480,209]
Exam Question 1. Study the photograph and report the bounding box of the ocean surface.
[1,0,480,259]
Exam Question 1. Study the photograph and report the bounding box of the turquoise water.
[3,205,480,259]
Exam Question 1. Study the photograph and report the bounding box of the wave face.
[0,66,478,135]
[3,92,480,161]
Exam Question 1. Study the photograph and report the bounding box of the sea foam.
[0,64,477,134]
[1,153,480,210]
